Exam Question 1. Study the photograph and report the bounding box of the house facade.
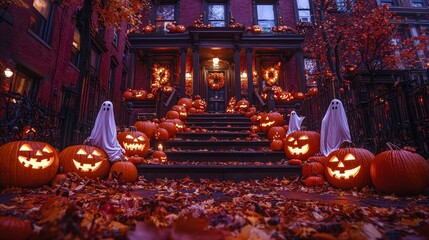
[128,0,309,112]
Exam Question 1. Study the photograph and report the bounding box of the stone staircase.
[136,113,301,181]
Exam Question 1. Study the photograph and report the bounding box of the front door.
[206,71,226,112]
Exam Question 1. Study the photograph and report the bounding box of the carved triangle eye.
[330,156,339,162]
[19,144,33,151]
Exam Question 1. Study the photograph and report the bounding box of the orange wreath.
[208,73,225,90]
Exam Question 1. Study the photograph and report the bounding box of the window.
[380,0,396,6]
[411,0,425,7]
[155,4,176,32]
[90,49,101,75]
[256,3,276,32]
[304,58,318,87]
[112,29,120,47]
[70,30,80,66]
[28,0,53,43]
[207,3,226,27]
[10,69,39,99]
[336,0,347,11]
[108,60,117,99]
[296,0,311,23]
[121,70,128,91]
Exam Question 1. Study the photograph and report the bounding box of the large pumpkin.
[325,147,374,189]
[154,128,169,141]
[0,216,33,240]
[172,105,188,120]
[370,148,429,195]
[178,98,193,110]
[0,141,59,188]
[117,130,149,157]
[134,121,157,139]
[59,145,110,179]
[284,130,320,161]
[267,126,286,141]
[109,161,138,183]
[260,112,284,132]
[159,121,177,138]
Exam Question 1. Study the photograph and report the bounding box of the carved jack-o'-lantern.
[260,112,285,132]
[251,25,262,33]
[0,141,59,188]
[193,98,207,110]
[325,148,374,189]
[267,126,286,141]
[134,89,148,100]
[152,144,168,163]
[226,107,236,114]
[154,128,169,141]
[279,91,292,102]
[237,99,250,112]
[59,145,110,179]
[117,130,149,157]
[284,130,320,161]
[172,105,188,120]
[178,98,193,110]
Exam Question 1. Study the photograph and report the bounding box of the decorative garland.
[208,73,225,90]
[263,67,279,86]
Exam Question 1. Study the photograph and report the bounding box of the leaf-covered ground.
[1,174,428,239]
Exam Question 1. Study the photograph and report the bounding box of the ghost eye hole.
[344,153,356,161]
[298,135,309,140]
[330,156,339,162]
[19,144,33,151]
[77,149,88,155]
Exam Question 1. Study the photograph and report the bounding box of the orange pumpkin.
[302,161,324,178]
[178,98,193,110]
[251,25,262,33]
[370,147,429,195]
[128,156,144,165]
[0,216,33,240]
[270,139,284,151]
[267,126,286,141]
[154,128,169,141]
[117,130,150,157]
[159,121,177,138]
[0,141,59,188]
[59,145,110,179]
[304,176,324,187]
[166,110,180,119]
[237,99,250,112]
[152,150,167,163]
[260,112,285,132]
[175,24,186,33]
[284,130,320,161]
[172,105,188,120]
[134,121,157,139]
[134,89,148,100]
[325,148,374,189]
[122,89,133,101]
[109,161,138,183]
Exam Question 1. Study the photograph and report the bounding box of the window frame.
[10,67,40,99]
[28,0,54,43]
[411,0,426,7]
[154,1,178,32]
[204,0,230,27]
[295,0,312,23]
[70,29,81,67]
[255,2,277,32]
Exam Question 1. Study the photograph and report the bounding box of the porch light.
[4,68,13,78]
[241,71,247,79]
[213,57,220,68]
[185,72,192,79]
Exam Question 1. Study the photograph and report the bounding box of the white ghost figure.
[320,99,351,156]
[287,111,305,136]
[86,101,125,162]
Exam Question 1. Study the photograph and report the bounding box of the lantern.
[0,141,59,188]
[175,25,186,33]
[59,145,110,179]
[284,130,320,161]
[260,112,285,132]
[117,130,150,157]
[325,147,374,189]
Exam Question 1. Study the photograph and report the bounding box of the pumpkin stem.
[340,141,355,148]
[386,142,401,150]
[129,126,137,132]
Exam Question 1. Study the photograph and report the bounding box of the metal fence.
[301,70,429,158]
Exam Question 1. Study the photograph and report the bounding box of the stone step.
[152,140,270,150]
[189,126,253,131]
[185,117,251,122]
[187,113,244,118]
[158,150,285,162]
[185,121,256,127]
[176,132,266,140]
[137,164,301,181]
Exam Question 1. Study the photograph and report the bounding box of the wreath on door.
[208,72,225,90]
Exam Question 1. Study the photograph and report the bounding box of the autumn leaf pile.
[1,173,428,239]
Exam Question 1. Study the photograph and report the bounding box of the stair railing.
[160,87,179,117]
[253,90,267,112]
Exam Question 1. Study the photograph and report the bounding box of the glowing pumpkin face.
[172,105,188,120]
[260,112,285,132]
[117,131,149,157]
[0,141,59,188]
[237,99,249,112]
[59,145,110,179]
[325,148,374,189]
[284,131,320,160]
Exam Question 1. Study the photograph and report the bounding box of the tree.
[298,0,428,99]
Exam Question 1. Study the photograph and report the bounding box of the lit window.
[11,69,39,99]
[411,0,425,7]
[304,58,318,87]
[90,49,101,75]
[29,0,53,43]
[297,0,311,23]
[380,0,396,6]
[256,4,275,32]
[208,4,226,27]
[155,4,176,31]
[70,30,80,66]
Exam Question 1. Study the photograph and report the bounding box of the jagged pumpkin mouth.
[287,144,309,155]
[123,143,146,151]
[18,156,55,169]
[73,159,103,172]
[327,166,361,180]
